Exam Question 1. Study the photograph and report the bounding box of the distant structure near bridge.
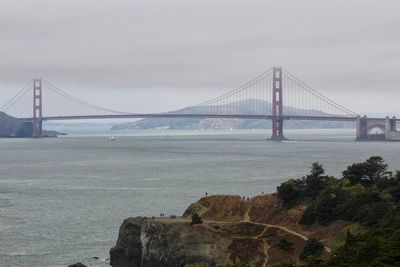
[356,116,400,141]
[1,67,399,141]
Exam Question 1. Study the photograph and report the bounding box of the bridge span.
[34,114,358,122]
[3,67,399,141]
[27,114,400,142]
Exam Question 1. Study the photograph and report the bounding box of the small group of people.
[205,191,265,199]
[152,213,178,219]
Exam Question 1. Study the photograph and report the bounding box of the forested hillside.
[277,156,400,266]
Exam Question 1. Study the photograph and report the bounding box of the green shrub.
[299,205,316,225]
[342,156,389,186]
[303,162,330,199]
[275,157,400,266]
[277,178,305,208]
[299,238,324,261]
[190,212,203,225]
[276,263,296,267]
[276,238,294,253]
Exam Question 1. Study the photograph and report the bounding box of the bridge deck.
[20,114,362,122]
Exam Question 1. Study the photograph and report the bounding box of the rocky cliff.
[0,112,32,137]
[110,194,348,267]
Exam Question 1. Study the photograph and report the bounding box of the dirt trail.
[154,216,331,258]
[155,216,308,240]
[220,220,308,241]
[242,206,251,222]
[256,227,272,267]
[261,239,270,267]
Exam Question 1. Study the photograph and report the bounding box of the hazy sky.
[0,0,399,116]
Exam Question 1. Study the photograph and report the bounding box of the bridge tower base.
[356,116,368,141]
[32,79,43,138]
[356,116,400,141]
[385,116,400,141]
[271,67,284,141]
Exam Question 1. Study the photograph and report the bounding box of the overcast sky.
[0,0,399,116]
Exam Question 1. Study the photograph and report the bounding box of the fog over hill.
[111,99,354,130]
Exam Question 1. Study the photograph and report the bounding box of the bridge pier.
[271,67,285,141]
[356,116,368,140]
[32,78,43,138]
[356,115,400,141]
[385,116,400,141]
[271,118,284,141]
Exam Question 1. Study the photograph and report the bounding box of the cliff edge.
[110,194,346,267]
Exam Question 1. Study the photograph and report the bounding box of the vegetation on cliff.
[277,156,400,266]
[190,212,203,225]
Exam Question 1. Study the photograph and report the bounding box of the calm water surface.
[1,129,399,267]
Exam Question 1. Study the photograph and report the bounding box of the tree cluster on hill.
[277,156,400,266]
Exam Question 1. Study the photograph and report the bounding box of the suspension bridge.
[1,67,399,141]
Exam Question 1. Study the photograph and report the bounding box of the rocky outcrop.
[183,195,251,222]
[110,194,347,267]
[68,263,87,267]
[0,112,32,137]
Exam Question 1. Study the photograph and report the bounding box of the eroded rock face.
[68,263,87,267]
[110,217,146,267]
[110,194,346,267]
[111,217,233,267]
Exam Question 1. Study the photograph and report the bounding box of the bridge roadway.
[21,114,365,122]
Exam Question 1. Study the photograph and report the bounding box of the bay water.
[1,129,399,267]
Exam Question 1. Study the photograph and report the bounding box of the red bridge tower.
[32,79,43,137]
[271,67,284,140]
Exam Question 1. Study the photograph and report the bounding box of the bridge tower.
[271,67,284,141]
[32,78,43,137]
[356,116,368,140]
[385,116,400,140]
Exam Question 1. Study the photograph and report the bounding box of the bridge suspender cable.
[282,68,358,117]
[1,67,359,121]
[0,80,32,112]
[41,80,131,115]
[190,67,273,108]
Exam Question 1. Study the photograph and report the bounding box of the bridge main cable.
[282,68,358,117]
[189,67,273,109]
[0,80,32,112]
[42,79,133,115]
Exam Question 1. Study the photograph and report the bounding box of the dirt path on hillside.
[243,206,251,222]
[154,216,331,256]
[156,216,308,240]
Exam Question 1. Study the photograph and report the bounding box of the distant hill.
[111,99,353,130]
[0,112,32,137]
